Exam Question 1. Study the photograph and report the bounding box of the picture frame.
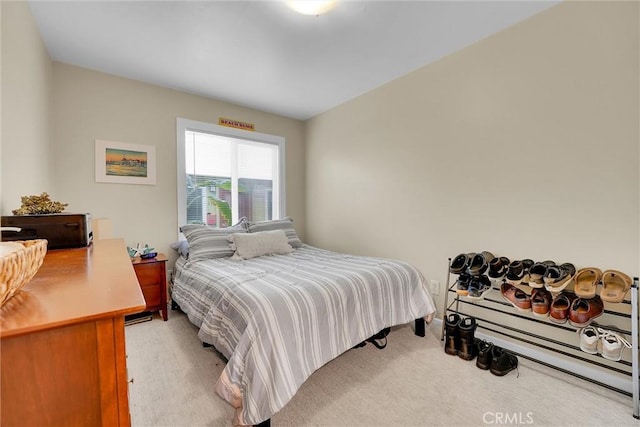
[95,139,157,185]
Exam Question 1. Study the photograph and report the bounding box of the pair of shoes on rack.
[549,292,604,327]
[455,273,472,296]
[444,313,478,360]
[488,257,510,280]
[501,282,554,318]
[450,252,494,276]
[528,260,556,288]
[578,326,632,361]
[455,273,492,299]
[572,268,632,303]
[505,259,534,285]
[467,275,492,300]
[568,295,604,327]
[543,262,576,293]
[476,339,519,376]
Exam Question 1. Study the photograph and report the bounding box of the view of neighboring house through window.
[177,118,285,229]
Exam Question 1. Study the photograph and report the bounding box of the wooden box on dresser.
[0,238,146,427]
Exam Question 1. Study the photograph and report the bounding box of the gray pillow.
[247,217,303,248]
[180,223,247,261]
[170,240,190,258]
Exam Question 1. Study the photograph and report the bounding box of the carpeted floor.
[125,310,636,427]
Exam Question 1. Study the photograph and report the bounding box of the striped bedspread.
[171,245,436,425]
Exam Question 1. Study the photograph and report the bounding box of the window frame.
[176,118,286,234]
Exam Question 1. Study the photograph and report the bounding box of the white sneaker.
[598,329,631,361]
[578,326,599,354]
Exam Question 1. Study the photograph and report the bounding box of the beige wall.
[51,63,306,260]
[305,1,639,316]
[1,1,54,214]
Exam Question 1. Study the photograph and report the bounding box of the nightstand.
[131,254,168,321]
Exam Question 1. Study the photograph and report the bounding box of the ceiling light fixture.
[286,0,338,16]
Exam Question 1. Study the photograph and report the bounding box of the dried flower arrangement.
[12,192,68,215]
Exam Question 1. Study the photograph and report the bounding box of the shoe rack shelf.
[440,258,640,418]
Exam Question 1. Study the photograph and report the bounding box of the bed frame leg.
[256,418,271,427]
[414,318,425,337]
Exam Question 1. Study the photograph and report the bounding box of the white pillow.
[229,230,292,260]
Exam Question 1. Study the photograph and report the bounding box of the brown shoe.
[600,270,632,303]
[572,267,603,299]
[531,288,552,318]
[549,292,576,324]
[569,295,604,327]
[529,261,555,288]
[500,282,531,312]
[469,251,495,276]
[543,263,575,294]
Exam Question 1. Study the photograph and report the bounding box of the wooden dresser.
[0,238,146,427]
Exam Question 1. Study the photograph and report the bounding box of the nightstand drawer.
[141,284,161,308]
[134,263,163,286]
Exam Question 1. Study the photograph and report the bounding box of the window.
[177,118,285,229]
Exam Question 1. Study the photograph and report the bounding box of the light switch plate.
[429,279,440,295]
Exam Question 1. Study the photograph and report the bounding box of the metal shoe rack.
[440,258,640,419]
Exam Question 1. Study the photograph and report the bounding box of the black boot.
[490,346,518,376]
[444,313,461,355]
[457,316,478,360]
[476,339,493,370]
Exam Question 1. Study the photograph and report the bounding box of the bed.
[170,219,436,426]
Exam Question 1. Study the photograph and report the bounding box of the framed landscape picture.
[95,140,157,185]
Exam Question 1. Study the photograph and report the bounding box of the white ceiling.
[28,1,559,121]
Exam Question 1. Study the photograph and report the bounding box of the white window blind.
[177,118,285,229]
